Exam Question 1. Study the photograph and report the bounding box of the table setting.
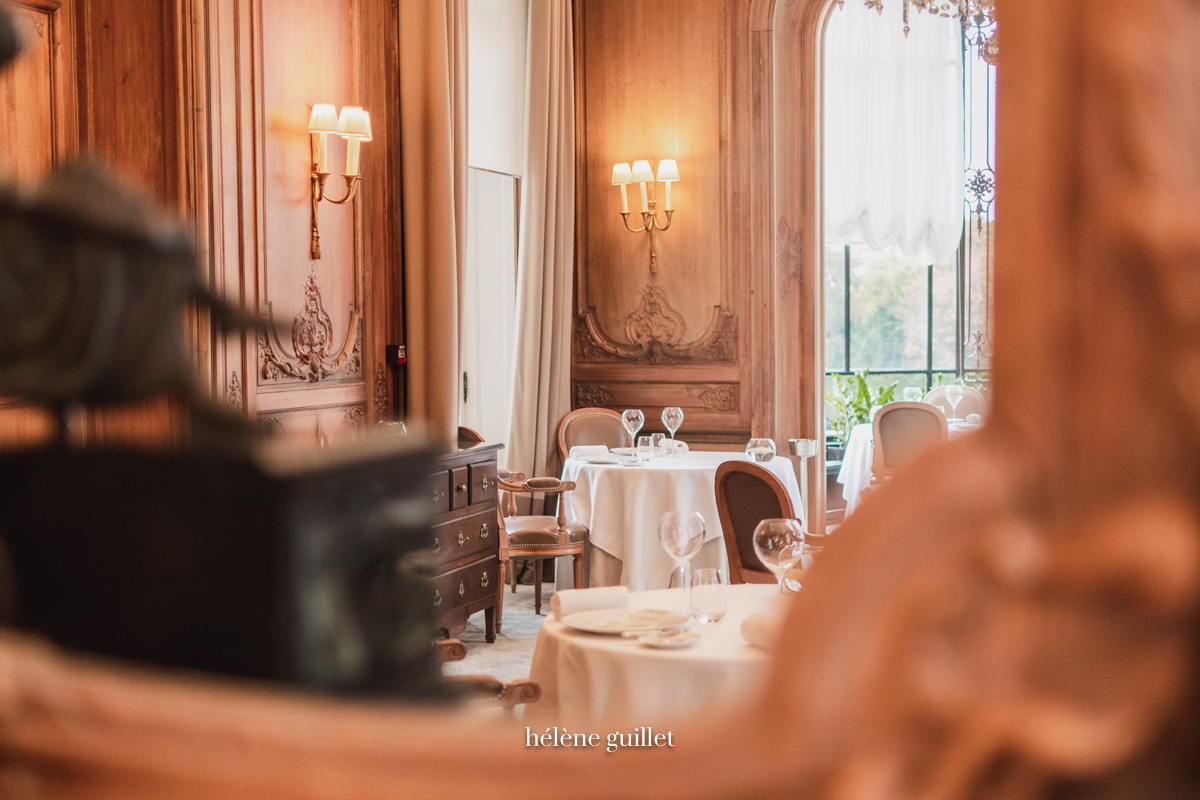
[558,408,805,591]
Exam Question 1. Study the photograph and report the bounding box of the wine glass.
[661,407,684,454]
[621,409,645,448]
[752,518,806,595]
[658,511,706,598]
[945,384,964,421]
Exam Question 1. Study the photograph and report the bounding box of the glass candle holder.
[745,437,776,462]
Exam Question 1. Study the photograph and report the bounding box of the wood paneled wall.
[572,0,753,445]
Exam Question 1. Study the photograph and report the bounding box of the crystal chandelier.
[840,0,997,51]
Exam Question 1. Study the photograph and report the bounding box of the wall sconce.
[308,103,372,259]
[612,158,678,275]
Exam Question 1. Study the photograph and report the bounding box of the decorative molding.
[573,383,612,409]
[258,415,284,436]
[342,405,365,429]
[373,363,389,421]
[226,371,243,410]
[625,284,686,348]
[576,285,737,365]
[698,384,739,412]
[777,217,804,290]
[260,269,363,383]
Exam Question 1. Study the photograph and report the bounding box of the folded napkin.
[663,439,689,454]
[965,413,982,424]
[568,445,610,460]
[551,586,630,620]
[740,612,783,651]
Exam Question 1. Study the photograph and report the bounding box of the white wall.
[467,0,529,176]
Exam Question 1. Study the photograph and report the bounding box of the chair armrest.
[443,676,541,709]
[499,477,576,494]
[432,639,467,663]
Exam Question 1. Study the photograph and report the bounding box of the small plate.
[617,457,643,467]
[639,630,701,649]
[581,454,618,464]
[560,608,692,635]
[611,447,636,456]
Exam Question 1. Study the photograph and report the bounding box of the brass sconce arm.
[613,158,678,276]
[619,200,674,275]
[308,104,372,260]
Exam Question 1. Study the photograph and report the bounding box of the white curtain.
[506,0,574,503]
[824,1,965,263]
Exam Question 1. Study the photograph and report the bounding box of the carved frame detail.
[576,284,737,364]
[260,269,362,383]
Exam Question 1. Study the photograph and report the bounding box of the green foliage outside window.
[826,370,898,447]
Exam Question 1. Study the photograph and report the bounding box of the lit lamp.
[613,157,678,275]
[308,103,372,259]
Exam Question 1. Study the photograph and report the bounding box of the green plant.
[826,370,898,447]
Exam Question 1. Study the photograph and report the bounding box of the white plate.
[639,630,701,649]
[611,447,636,456]
[560,608,692,635]
[581,454,618,464]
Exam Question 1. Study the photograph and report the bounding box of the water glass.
[781,543,824,594]
[688,568,727,623]
[637,435,653,461]
[745,437,776,462]
[650,432,667,457]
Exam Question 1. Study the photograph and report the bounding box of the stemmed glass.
[658,511,706,603]
[661,407,684,454]
[944,384,964,421]
[752,518,806,595]
[621,409,645,448]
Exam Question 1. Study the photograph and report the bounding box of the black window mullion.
[844,245,852,373]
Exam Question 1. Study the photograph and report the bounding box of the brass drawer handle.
[433,537,442,555]
[479,522,489,539]
[433,590,442,607]
[455,484,468,494]
[458,581,466,598]
[480,476,494,492]
[432,488,445,503]
[457,530,468,547]
[480,571,490,588]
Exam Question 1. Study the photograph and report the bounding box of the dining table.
[837,418,982,514]
[524,584,782,727]
[560,450,805,592]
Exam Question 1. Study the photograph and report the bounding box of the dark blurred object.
[0,434,446,698]
[0,1,23,70]
[0,159,258,445]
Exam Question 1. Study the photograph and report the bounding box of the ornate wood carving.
[697,384,738,412]
[342,405,364,429]
[576,283,737,365]
[373,363,389,421]
[260,270,362,383]
[776,217,804,290]
[226,371,242,410]
[573,382,612,409]
[258,415,284,436]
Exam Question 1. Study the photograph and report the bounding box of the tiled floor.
[440,580,553,684]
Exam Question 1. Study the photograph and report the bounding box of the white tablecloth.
[526,584,782,726]
[837,420,980,514]
[561,451,804,591]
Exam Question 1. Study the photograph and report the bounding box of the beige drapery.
[507,0,574,497]
[398,0,468,443]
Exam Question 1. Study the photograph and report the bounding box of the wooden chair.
[922,385,986,420]
[457,426,485,446]
[499,476,587,614]
[871,402,948,481]
[557,407,626,460]
[432,638,541,715]
[714,461,797,584]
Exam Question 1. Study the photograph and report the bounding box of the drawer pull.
[432,487,445,503]
[455,483,468,494]
[457,530,467,547]
[433,590,443,607]
[479,522,489,539]
[481,571,490,588]
[480,476,494,492]
[433,537,442,555]
[458,581,466,598]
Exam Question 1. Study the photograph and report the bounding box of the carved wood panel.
[572,0,751,442]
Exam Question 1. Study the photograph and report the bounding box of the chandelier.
[840,0,997,59]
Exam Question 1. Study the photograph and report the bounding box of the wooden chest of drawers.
[429,442,502,642]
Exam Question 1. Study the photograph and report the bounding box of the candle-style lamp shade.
[337,107,373,177]
[612,162,633,214]
[656,159,680,210]
[308,104,340,173]
[631,160,654,183]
